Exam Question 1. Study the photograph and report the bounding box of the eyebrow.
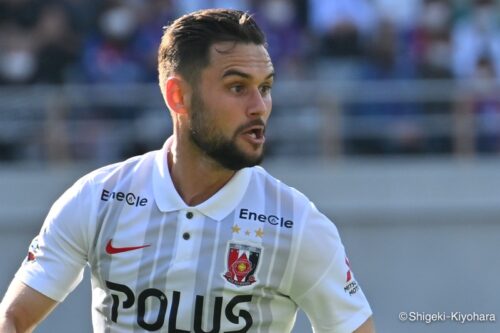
[222,69,275,80]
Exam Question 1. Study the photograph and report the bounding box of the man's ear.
[165,77,191,115]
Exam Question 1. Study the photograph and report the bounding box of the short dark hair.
[158,8,266,95]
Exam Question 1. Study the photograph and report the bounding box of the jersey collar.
[153,137,252,221]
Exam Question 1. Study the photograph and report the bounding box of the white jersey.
[17,138,372,333]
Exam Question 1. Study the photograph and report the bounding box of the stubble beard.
[188,91,264,171]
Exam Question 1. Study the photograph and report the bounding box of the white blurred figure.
[471,56,500,153]
[415,0,454,80]
[308,0,377,80]
[0,27,37,84]
[174,0,251,14]
[308,0,376,36]
[452,0,500,80]
[372,0,421,31]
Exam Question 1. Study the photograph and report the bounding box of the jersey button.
[186,212,194,219]
[183,232,190,240]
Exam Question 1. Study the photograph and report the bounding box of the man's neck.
[167,139,236,206]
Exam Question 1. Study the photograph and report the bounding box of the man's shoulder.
[76,150,159,190]
[249,165,311,204]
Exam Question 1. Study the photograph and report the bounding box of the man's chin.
[216,149,264,171]
[237,139,264,155]
[191,135,265,170]
[238,145,264,165]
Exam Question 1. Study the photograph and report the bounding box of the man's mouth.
[241,125,265,144]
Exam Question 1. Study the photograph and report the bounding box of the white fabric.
[16,138,371,332]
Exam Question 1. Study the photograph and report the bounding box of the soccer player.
[0,8,375,333]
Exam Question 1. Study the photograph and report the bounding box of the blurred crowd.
[0,0,499,160]
[1,0,499,85]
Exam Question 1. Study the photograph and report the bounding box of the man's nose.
[246,88,269,117]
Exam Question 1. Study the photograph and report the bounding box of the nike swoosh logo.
[105,239,150,254]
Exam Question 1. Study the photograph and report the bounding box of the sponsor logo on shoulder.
[25,236,41,263]
[100,189,148,207]
[344,256,359,295]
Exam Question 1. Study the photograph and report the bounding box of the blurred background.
[0,0,499,332]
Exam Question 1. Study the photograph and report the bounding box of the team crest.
[223,242,261,287]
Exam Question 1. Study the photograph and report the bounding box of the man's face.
[188,42,274,170]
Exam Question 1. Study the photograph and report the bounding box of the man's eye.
[260,85,272,96]
[230,85,245,94]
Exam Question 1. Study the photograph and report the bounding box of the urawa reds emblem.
[223,242,261,287]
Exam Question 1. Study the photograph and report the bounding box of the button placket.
[180,211,195,242]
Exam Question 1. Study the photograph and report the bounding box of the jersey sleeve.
[289,202,372,333]
[15,176,95,302]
